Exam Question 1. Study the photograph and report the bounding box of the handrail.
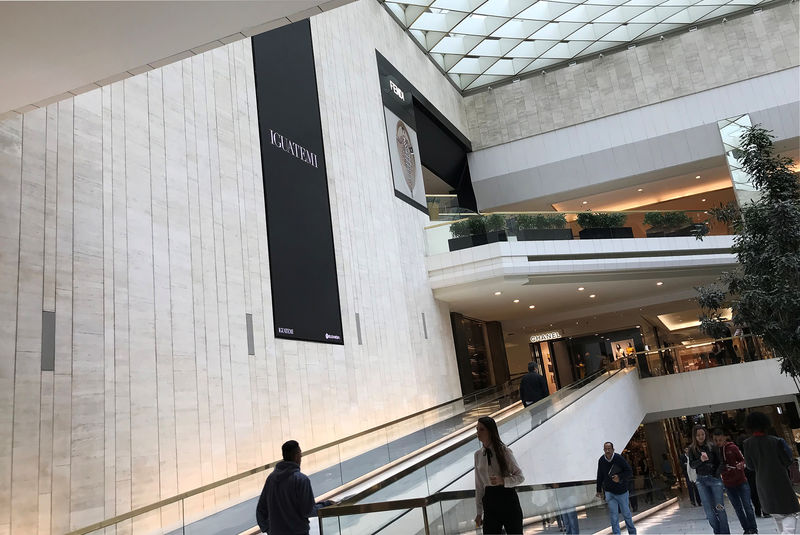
[66,376,522,535]
[334,368,622,506]
[318,480,597,517]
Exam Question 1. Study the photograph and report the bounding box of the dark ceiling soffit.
[377,0,788,97]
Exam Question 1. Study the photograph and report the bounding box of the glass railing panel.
[425,210,733,255]
[635,334,775,378]
[337,428,391,485]
[180,471,264,535]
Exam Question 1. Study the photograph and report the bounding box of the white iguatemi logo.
[269,129,319,168]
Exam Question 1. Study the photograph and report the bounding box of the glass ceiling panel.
[382,0,768,91]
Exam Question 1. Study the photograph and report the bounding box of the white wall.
[0,2,467,532]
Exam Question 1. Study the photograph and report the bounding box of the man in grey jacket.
[256,440,333,534]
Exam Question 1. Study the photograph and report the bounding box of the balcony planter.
[578,227,634,239]
[448,215,508,252]
[576,212,632,240]
[644,211,698,238]
[515,213,572,241]
[518,228,574,241]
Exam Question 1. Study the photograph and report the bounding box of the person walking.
[520,361,549,407]
[713,429,758,534]
[743,411,800,534]
[688,425,731,534]
[474,416,525,534]
[680,446,702,507]
[596,441,637,534]
[586,351,604,375]
[256,440,333,535]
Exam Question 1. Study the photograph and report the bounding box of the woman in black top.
[688,425,731,534]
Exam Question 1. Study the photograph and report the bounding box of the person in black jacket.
[520,361,549,407]
[688,425,730,534]
[596,442,637,534]
[256,440,333,534]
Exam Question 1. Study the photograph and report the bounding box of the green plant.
[696,125,800,381]
[449,219,471,238]
[576,212,628,229]
[516,213,567,230]
[644,211,692,229]
[485,214,507,232]
[468,216,487,235]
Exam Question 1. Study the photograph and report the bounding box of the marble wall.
[465,2,800,150]
[0,2,465,532]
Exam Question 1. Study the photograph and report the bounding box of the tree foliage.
[697,126,800,378]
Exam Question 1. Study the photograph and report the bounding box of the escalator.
[317,366,644,535]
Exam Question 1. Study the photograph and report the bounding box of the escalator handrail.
[334,368,625,507]
[65,376,523,535]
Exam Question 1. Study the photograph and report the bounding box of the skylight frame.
[379,0,773,93]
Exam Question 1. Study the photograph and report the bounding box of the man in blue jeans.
[596,442,637,534]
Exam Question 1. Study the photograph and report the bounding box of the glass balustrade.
[424,210,733,255]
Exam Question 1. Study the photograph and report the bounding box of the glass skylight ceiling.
[381,0,766,91]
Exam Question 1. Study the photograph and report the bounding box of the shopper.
[680,446,702,507]
[586,351,603,375]
[713,429,758,534]
[520,361,549,407]
[596,441,637,534]
[256,440,333,535]
[661,453,675,487]
[688,425,731,534]
[474,416,525,534]
[743,411,800,534]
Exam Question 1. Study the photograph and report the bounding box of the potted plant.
[644,211,705,237]
[576,212,633,239]
[516,213,572,241]
[448,215,508,251]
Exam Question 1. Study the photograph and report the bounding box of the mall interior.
[0,1,798,534]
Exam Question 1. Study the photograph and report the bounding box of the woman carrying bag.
[474,416,525,534]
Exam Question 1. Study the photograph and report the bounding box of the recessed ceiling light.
[529,305,535,309]
[494,291,502,295]
[578,287,585,291]
[637,188,643,192]
[695,175,701,179]
[582,201,589,205]
[636,325,641,328]
[513,299,520,303]
[589,294,596,298]
[656,281,663,286]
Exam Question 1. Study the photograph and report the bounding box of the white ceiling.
[380,0,769,92]
[435,264,731,338]
[0,1,350,115]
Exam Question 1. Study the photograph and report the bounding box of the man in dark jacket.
[713,429,758,534]
[744,412,800,534]
[256,440,332,534]
[596,442,637,534]
[520,361,549,407]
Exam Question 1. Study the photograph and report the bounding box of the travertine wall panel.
[0,4,462,532]
[465,3,800,149]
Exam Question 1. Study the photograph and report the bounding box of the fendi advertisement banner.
[378,55,428,214]
[252,20,344,345]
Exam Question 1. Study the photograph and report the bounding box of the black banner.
[252,20,344,345]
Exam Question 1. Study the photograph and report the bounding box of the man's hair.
[604,441,614,449]
[745,411,770,433]
[282,440,301,461]
[712,428,725,437]
[528,361,537,373]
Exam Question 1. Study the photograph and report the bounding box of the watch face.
[395,121,416,192]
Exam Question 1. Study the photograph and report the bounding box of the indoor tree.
[696,126,800,380]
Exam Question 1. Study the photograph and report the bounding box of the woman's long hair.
[478,416,510,477]
[690,424,708,455]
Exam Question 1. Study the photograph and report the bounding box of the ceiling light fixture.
[529,305,536,309]
[494,291,502,295]
[589,294,596,298]
[578,287,585,291]
[637,188,643,192]
[636,325,641,328]
[513,299,520,303]
[582,201,588,205]
[702,198,707,202]
[695,175,701,179]
[656,281,663,286]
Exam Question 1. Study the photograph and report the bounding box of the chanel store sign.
[529,330,564,343]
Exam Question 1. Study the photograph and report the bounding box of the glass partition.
[634,334,775,378]
[425,210,732,255]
